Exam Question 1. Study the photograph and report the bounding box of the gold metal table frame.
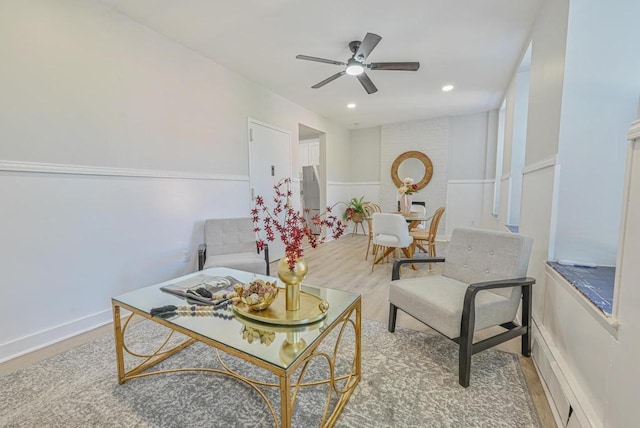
[111,268,361,428]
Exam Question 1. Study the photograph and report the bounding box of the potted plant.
[343,196,368,223]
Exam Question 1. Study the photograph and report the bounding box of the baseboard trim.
[533,320,600,428]
[0,309,113,363]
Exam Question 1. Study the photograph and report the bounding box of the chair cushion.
[203,252,266,275]
[442,228,532,299]
[205,218,257,256]
[372,213,414,248]
[375,234,406,247]
[389,275,518,339]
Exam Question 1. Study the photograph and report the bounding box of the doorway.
[298,124,326,235]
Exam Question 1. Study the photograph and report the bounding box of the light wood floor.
[0,233,556,427]
[301,234,556,428]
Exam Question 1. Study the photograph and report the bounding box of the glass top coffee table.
[112,267,361,428]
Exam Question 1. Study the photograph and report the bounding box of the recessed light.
[442,84,454,92]
[347,103,356,109]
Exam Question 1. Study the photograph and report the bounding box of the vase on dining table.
[400,194,412,214]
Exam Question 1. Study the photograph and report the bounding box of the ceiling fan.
[296,32,420,94]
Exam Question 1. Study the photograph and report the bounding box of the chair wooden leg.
[459,340,472,388]
[365,236,372,260]
[373,247,394,268]
[459,294,476,388]
[428,240,436,270]
[521,284,532,356]
[388,303,398,332]
[371,244,380,271]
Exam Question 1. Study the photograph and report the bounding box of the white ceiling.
[100,0,542,129]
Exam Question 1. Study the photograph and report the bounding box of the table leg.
[279,375,292,428]
[355,300,361,382]
[112,303,126,384]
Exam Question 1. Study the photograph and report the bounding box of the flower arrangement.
[397,177,419,195]
[251,178,347,270]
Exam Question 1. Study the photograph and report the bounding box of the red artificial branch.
[251,178,347,270]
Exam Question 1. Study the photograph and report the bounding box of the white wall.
[503,0,640,426]
[605,122,640,427]
[349,127,381,183]
[342,113,498,239]
[553,0,640,266]
[380,118,449,223]
[447,111,499,233]
[0,0,349,361]
[508,70,530,227]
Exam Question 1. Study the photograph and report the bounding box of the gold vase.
[277,256,308,311]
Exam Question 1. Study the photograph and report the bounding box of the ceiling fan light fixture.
[297,33,419,94]
[345,59,365,76]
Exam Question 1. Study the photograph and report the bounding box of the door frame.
[248,118,292,260]
[248,118,293,189]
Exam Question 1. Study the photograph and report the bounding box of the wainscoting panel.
[327,181,380,234]
[0,161,250,362]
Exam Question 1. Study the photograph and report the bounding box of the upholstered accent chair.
[388,227,535,387]
[198,217,269,275]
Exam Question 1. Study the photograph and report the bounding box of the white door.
[249,120,291,261]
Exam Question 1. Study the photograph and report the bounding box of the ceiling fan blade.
[312,71,346,89]
[355,33,382,61]
[369,62,420,71]
[296,55,345,66]
[356,72,378,94]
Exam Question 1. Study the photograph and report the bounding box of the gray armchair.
[198,217,269,275]
[388,227,535,387]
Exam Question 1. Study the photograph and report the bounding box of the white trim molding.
[627,119,640,140]
[0,160,248,181]
[327,181,380,186]
[447,179,495,185]
[522,155,557,175]
[500,173,511,181]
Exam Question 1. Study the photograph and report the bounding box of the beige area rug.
[0,317,539,427]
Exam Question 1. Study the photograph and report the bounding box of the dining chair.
[371,213,414,270]
[410,203,427,229]
[389,227,535,387]
[410,206,445,257]
[362,203,382,260]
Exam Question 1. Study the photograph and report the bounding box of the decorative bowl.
[234,279,279,311]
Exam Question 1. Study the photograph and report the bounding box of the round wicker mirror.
[390,151,433,190]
